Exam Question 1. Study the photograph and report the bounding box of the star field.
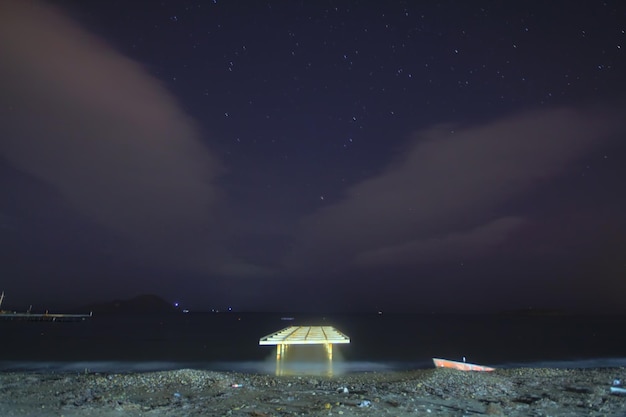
[0,0,625,312]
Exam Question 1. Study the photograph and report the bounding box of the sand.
[1,367,625,416]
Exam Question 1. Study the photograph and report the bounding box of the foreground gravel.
[1,367,625,416]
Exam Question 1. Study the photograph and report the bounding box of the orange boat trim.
[433,358,495,372]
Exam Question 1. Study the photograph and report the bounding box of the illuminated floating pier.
[259,326,350,360]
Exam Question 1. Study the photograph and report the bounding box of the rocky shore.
[1,367,625,416]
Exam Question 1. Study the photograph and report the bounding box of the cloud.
[0,1,221,258]
[216,259,277,280]
[354,216,525,266]
[288,105,625,270]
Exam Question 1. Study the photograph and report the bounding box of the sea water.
[1,313,625,374]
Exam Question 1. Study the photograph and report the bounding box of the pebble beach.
[1,367,625,416]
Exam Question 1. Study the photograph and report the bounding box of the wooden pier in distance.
[259,326,350,360]
[0,291,92,322]
[0,312,92,322]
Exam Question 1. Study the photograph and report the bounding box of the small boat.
[433,357,495,372]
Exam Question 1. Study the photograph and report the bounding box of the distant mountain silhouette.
[78,294,177,314]
[498,307,568,316]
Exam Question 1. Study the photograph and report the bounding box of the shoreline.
[1,367,625,416]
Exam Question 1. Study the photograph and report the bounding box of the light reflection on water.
[2,357,626,375]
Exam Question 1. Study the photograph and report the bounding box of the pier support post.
[276,343,287,360]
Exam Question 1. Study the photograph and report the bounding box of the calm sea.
[1,313,625,375]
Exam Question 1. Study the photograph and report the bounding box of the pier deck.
[259,326,350,360]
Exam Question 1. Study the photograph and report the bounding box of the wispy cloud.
[0,1,221,259]
[288,106,625,270]
[354,216,525,266]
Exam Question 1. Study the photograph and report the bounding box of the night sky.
[1,0,625,313]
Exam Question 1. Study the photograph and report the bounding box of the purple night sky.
[1,0,625,313]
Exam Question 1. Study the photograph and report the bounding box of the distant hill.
[498,307,568,316]
[78,294,177,314]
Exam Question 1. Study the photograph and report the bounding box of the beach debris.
[337,386,349,394]
[610,378,626,395]
[231,383,243,388]
[357,400,371,407]
[564,385,592,394]
[173,392,181,398]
